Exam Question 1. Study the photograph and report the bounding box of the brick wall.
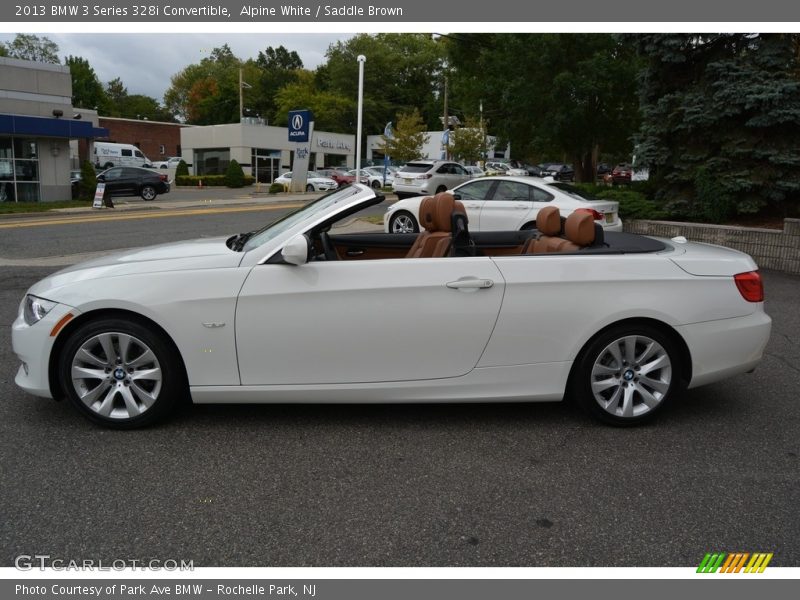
[624,218,800,274]
[97,118,188,161]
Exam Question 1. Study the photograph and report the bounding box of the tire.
[521,222,536,231]
[141,185,157,201]
[58,317,185,429]
[435,185,447,194]
[389,211,419,234]
[569,323,683,426]
[371,180,382,190]
[306,184,314,192]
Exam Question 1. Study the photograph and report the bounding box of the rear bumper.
[678,310,772,389]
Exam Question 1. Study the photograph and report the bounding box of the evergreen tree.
[629,33,800,219]
[175,160,189,178]
[79,160,97,200]
[225,159,245,188]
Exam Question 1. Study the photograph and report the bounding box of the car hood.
[29,237,243,297]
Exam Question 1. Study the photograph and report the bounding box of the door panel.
[478,180,537,231]
[236,258,505,385]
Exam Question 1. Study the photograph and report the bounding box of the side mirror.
[281,234,310,265]
[452,194,462,200]
[97,174,105,182]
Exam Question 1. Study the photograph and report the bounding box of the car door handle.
[446,278,494,290]
[464,203,481,209]
[345,249,365,257]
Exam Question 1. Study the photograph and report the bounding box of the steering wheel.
[320,231,338,261]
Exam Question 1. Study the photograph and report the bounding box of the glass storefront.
[251,148,281,183]
[0,137,41,202]
[194,148,230,176]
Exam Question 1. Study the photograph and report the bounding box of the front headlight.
[23,294,57,326]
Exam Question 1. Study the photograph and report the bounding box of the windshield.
[548,182,601,201]
[242,186,364,252]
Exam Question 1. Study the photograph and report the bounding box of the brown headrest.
[536,206,561,236]
[419,193,456,232]
[565,211,595,246]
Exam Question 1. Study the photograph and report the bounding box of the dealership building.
[366,130,511,163]
[0,56,107,202]
[180,119,356,183]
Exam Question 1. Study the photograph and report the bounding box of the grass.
[0,200,91,214]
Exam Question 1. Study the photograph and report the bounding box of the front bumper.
[11,302,79,399]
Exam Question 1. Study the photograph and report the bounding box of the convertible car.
[12,185,771,428]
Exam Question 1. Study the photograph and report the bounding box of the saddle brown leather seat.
[525,207,597,253]
[406,193,464,258]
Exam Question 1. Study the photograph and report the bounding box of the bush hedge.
[573,183,668,221]
[176,175,254,187]
[175,159,189,178]
[269,182,287,194]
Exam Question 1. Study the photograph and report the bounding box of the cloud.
[0,33,354,102]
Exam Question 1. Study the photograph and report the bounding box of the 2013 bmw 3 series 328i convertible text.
[12,184,771,428]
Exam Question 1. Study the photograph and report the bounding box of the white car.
[274,171,338,192]
[485,162,528,177]
[350,167,394,189]
[12,184,770,429]
[465,166,486,178]
[385,176,623,234]
[152,157,183,169]
[392,159,471,199]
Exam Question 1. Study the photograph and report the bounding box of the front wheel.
[306,184,315,192]
[389,211,419,234]
[58,317,185,428]
[141,185,157,201]
[570,324,683,426]
[371,180,382,190]
[435,185,447,194]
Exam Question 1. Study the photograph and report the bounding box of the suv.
[96,166,170,201]
[392,160,471,199]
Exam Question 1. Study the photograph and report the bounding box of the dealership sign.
[288,110,312,143]
[317,138,352,151]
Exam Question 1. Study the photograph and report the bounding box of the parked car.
[392,159,471,199]
[93,142,151,170]
[274,171,338,192]
[596,162,612,178]
[12,184,771,428]
[316,168,358,187]
[539,163,575,181]
[465,166,486,178]
[485,161,528,177]
[152,157,183,169]
[348,168,391,190]
[96,166,169,201]
[609,163,632,185]
[384,176,622,234]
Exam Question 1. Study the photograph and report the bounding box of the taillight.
[575,208,603,221]
[734,271,764,302]
[416,173,432,179]
[159,174,168,182]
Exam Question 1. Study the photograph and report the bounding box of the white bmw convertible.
[12,185,771,428]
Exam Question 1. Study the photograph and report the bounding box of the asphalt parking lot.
[0,254,798,567]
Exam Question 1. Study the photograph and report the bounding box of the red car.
[607,163,632,185]
[317,168,358,187]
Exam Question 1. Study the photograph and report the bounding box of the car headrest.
[565,211,596,246]
[419,192,456,232]
[537,206,561,236]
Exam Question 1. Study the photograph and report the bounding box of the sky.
[0,33,355,102]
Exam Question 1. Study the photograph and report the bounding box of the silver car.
[392,159,471,199]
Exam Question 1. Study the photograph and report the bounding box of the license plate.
[606,213,615,224]
[403,178,412,184]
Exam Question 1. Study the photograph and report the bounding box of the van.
[93,142,152,169]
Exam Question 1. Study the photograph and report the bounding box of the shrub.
[175,159,189,178]
[175,175,254,187]
[269,182,286,194]
[225,159,245,188]
[574,183,667,220]
[78,160,97,200]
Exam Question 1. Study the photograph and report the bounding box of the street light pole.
[355,54,366,174]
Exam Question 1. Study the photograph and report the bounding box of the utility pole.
[239,68,243,122]
[356,55,366,173]
[443,76,449,160]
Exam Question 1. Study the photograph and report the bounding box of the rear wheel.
[141,185,157,201]
[389,211,419,233]
[59,317,185,428]
[435,185,447,194]
[306,184,314,192]
[570,324,682,426]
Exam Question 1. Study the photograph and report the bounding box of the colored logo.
[697,552,773,573]
[288,109,312,142]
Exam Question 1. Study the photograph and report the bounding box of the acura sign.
[288,109,312,142]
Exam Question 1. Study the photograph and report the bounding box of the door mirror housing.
[96,174,105,182]
[281,234,310,265]
[452,193,461,200]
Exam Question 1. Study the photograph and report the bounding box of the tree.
[629,33,800,219]
[446,34,640,182]
[381,109,430,162]
[225,159,245,188]
[274,70,354,132]
[448,116,488,163]
[64,56,107,111]
[175,160,189,178]
[4,34,59,63]
[252,45,304,124]
[78,160,97,200]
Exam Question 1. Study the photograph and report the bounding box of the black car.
[539,163,575,182]
[97,167,170,201]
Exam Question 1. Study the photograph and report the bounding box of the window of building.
[0,137,40,202]
[194,148,230,176]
